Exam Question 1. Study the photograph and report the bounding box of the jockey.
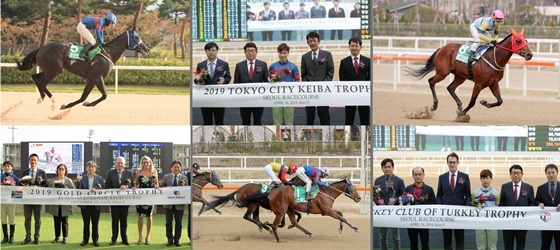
[76,13,117,60]
[192,162,202,176]
[295,165,330,200]
[264,162,297,190]
[469,10,504,62]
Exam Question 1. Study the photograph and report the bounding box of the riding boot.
[305,192,312,200]
[9,225,14,244]
[79,43,93,60]
[468,50,476,63]
[1,224,8,243]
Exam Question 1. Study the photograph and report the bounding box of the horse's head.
[208,171,223,189]
[504,28,532,61]
[127,30,150,56]
[335,177,361,202]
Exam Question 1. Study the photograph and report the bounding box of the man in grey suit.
[374,158,405,250]
[196,42,232,125]
[234,42,268,125]
[301,31,334,125]
[310,0,326,40]
[258,2,276,41]
[105,156,134,245]
[21,153,48,245]
[162,160,188,247]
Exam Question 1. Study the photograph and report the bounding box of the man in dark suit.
[406,167,436,250]
[535,163,559,250]
[436,152,471,250]
[105,156,134,245]
[246,5,256,41]
[339,37,370,125]
[196,42,232,125]
[258,2,276,41]
[374,158,405,250]
[278,2,295,41]
[310,0,326,39]
[301,31,334,125]
[234,42,268,125]
[21,153,48,245]
[76,161,105,246]
[162,161,188,247]
[328,0,345,40]
[499,164,535,250]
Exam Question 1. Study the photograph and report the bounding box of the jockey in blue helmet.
[76,13,117,60]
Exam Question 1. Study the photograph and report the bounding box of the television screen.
[100,142,173,176]
[20,142,93,174]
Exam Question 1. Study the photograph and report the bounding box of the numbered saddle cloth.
[455,44,491,65]
[293,185,320,203]
[68,43,102,61]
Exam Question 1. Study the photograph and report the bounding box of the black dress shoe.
[80,241,88,246]
[34,238,40,244]
[21,238,31,245]
[166,240,173,246]
[110,241,116,245]
[174,240,181,247]
[122,240,130,245]
[93,241,99,246]
[52,237,59,243]
[62,238,67,244]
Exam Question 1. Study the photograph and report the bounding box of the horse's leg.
[286,208,313,237]
[323,208,359,233]
[242,205,270,232]
[252,206,271,232]
[271,206,288,243]
[83,77,107,107]
[458,81,486,116]
[61,80,95,109]
[34,72,59,108]
[446,76,467,112]
[31,72,46,103]
[202,196,222,215]
[428,73,447,111]
[288,210,303,229]
[479,82,503,108]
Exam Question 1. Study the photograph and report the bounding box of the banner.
[373,205,560,230]
[415,126,528,137]
[247,18,360,31]
[192,81,370,107]
[0,186,190,206]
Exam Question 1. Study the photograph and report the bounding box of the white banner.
[192,81,370,107]
[415,126,528,137]
[248,18,360,31]
[0,186,191,206]
[373,205,560,230]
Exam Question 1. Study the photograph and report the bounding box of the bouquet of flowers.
[20,175,33,186]
[2,176,16,186]
[372,185,382,203]
[267,70,283,83]
[399,192,415,205]
[193,68,209,85]
[53,179,66,188]
[179,179,186,186]
[472,194,488,208]
[95,183,102,189]
[125,179,131,186]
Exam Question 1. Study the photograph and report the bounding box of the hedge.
[1,55,191,86]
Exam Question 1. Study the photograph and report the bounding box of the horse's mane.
[331,176,352,185]
[104,30,128,46]
[498,33,513,45]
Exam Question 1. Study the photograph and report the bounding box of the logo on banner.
[540,212,551,222]
[173,191,181,196]
[11,190,22,199]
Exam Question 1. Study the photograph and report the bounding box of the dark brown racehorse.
[16,29,150,109]
[203,182,302,233]
[240,177,361,242]
[406,28,533,116]
[192,171,224,216]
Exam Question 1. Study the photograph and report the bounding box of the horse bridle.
[325,179,357,200]
[491,30,529,70]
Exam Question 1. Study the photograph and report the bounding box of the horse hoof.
[354,229,360,233]
[338,228,343,234]
[37,98,42,104]
[288,225,295,229]
[480,100,488,107]
[83,101,90,106]
[431,104,438,111]
[456,109,465,116]
[51,105,56,111]
[60,104,67,110]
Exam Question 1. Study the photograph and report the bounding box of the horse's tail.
[16,49,39,71]
[204,191,238,212]
[237,191,269,208]
[404,48,440,80]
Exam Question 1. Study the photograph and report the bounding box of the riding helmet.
[492,10,504,19]
[192,162,200,170]
[106,13,118,24]
[289,163,298,173]
[321,167,330,177]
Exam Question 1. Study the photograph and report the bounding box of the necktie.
[450,173,455,192]
[336,8,339,14]
[118,170,122,185]
[31,169,35,184]
[551,182,556,199]
[209,62,215,78]
[285,11,288,18]
[173,175,178,186]
[353,57,359,75]
[249,61,254,79]
[514,184,519,203]
[313,52,317,64]
[265,11,268,18]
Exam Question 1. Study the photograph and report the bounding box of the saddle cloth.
[68,43,102,61]
[455,44,491,65]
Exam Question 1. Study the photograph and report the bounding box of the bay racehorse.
[16,29,149,109]
[203,182,302,233]
[405,28,533,116]
[240,177,361,242]
[192,171,224,216]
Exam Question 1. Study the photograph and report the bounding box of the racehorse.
[203,182,302,233]
[240,177,361,242]
[405,28,533,117]
[192,171,224,216]
[16,29,150,110]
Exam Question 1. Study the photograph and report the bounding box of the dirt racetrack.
[1,92,190,125]
[192,188,370,250]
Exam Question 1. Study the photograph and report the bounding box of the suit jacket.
[350,10,359,18]
[279,10,295,20]
[339,55,370,81]
[105,168,134,190]
[162,173,189,209]
[373,174,405,205]
[535,181,559,207]
[21,168,49,187]
[500,181,535,206]
[259,10,276,21]
[76,174,105,209]
[310,5,326,18]
[234,59,268,84]
[196,59,231,85]
[436,171,471,205]
[48,176,74,217]
[301,50,334,82]
[328,7,345,18]
[406,183,437,205]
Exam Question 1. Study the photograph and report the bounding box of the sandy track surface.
[1,92,190,125]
